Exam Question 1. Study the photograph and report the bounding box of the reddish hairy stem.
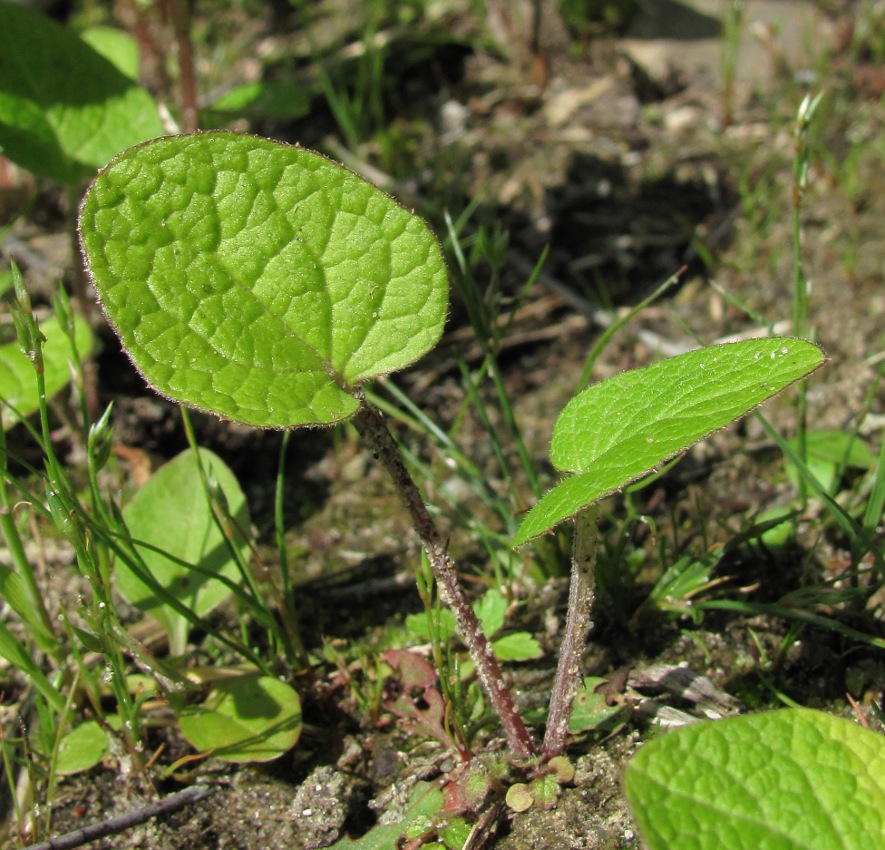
[542,505,598,758]
[351,404,537,759]
[169,0,198,133]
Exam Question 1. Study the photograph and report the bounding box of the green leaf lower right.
[625,708,885,850]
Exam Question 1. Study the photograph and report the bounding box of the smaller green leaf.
[204,80,310,122]
[329,782,444,849]
[177,674,301,763]
[0,620,65,712]
[119,448,250,656]
[0,563,57,649]
[647,551,722,617]
[475,589,507,637]
[405,609,456,642]
[492,632,543,661]
[755,506,797,549]
[80,27,141,79]
[0,314,95,429]
[440,818,472,848]
[530,774,561,808]
[72,626,104,654]
[55,721,109,775]
[505,783,534,813]
[569,677,626,733]
[514,339,825,544]
[784,429,875,493]
[625,708,885,850]
[788,430,876,469]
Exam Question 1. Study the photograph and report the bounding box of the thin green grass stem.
[369,385,558,585]
[60,613,108,716]
[92,515,269,673]
[415,554,471,758]
[43,674,80,826]
[180,408,261,603]
[791,92,823,504]
[67,528,143,749]
[720,0,744,128]
[0,620,65,712]
[370,382,566,581]
[700,599,885,651]
[856,362,885,538]
[708,283,781,332]
[0,724,24,841]
[757,412,884,577]
[863,439,885,540]
[109,513,273,633]
[367,383,514,526]
[457,360,535,506]
[396,440,513,561]
[275,430,309,669]
[179,408,294,661]
[486,357,541,499]
[575,269,683,393]
[0,429,57,652]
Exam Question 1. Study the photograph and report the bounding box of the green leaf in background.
[625,708,885,850]
[0,563,57,649]
[119,448,250,656]
[0,313,95,429]
[491,632,543,661]
[569,677,626,734]
[0,620,65,712]
[177,674,301,763]
[0,2,164,183]
[406,590,541,661]
[784,429,876,493]
[55,720,109,775]
[203,80,311,122]
[790,429,876,469]
[80,26,141,80]
[0,269,14,298]
[475,588,507,636]
[476,589,543,660]
[78,132,449,427]
[514,339,825,544]
[405,608,456,643]
[329,781,445,850]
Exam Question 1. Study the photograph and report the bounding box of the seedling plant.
[69,131,885,850]
[2,4,884,847]
[76,131,826,767]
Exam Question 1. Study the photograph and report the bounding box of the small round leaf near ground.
[177,674,302,763]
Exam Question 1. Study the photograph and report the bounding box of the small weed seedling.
[75,132,859,847]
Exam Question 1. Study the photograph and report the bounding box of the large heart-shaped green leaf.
[625,708,885,850]
[119,448,250,656]
[514,339,825,545]
[78,132,449,427]
[0,3,163,183]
